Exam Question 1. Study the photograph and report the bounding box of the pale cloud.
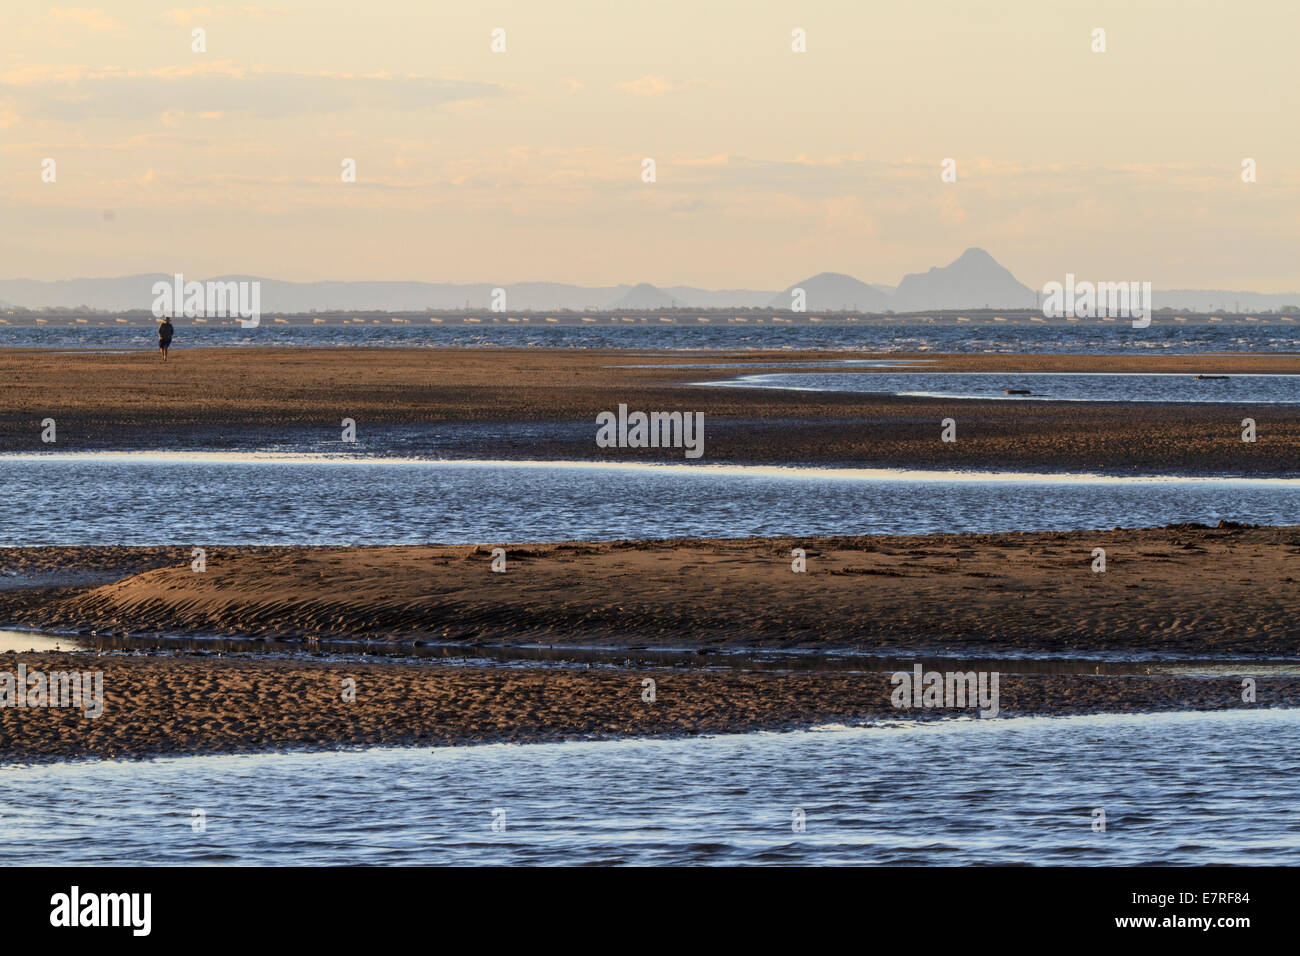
[684,153,732,167]
[48,8,126,35]
[120,132,213,149]
[821,196,879,237]
[0,63,507,122]
[936,191,968,225]
[616,75,701,96]
[163,6,292,26]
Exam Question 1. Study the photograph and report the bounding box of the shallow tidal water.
[2,709,1296,865]
[707,369,1300,404]
[1,454,1296,545]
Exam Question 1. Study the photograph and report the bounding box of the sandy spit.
[2,524,1297,656]
[2,652,1295,763]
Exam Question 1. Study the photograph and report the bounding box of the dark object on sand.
[1005,388,1032,395]
[158,318,175,362]
[1194,374,1229,380]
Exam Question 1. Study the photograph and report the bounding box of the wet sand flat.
[1,347,1297,473]
[2,651,1295,763]
[3,524,1297,657]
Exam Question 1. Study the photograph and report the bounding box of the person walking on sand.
[158,316,174,362]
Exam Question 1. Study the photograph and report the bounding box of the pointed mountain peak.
[892,248,1036,310]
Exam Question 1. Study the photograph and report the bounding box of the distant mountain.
[0,274,175,311]
[768,272,893,312]
[224,278,629,312]
[0,275,627,313]
[3,251,1297,313]
[492,282,623,311]
[892,247,1038,311]
[608,283,684,310]
[0,275,772,312]
[663,286,775,308]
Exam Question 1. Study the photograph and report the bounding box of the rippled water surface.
[5,322,1300,353]
[2,455,1297,544]
[709,370,1300,403]
[2,709,1296,865]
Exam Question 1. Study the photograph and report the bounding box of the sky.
[2,1,1297,290]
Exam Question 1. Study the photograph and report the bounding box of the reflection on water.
[617,359,934,369]
[14,629,1300,671]
[0,630,87,653]
[1,456,1297,545]
[2,709,1296,865]
[708,370,1300,404]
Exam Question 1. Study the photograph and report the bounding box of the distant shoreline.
[2,308,1298,327]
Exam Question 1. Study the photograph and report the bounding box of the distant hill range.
[769,272,893,312]
[608,283,684,310]
[2,249,1296,313]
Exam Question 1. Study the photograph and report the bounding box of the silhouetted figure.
[159,317,174,362]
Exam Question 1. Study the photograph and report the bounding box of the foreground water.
[2,454,1297,544]
[5,321,1300,353]
[1,709,1295,865]
[708,370,1300,404]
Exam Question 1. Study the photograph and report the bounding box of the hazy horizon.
[6,244,1299,313]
